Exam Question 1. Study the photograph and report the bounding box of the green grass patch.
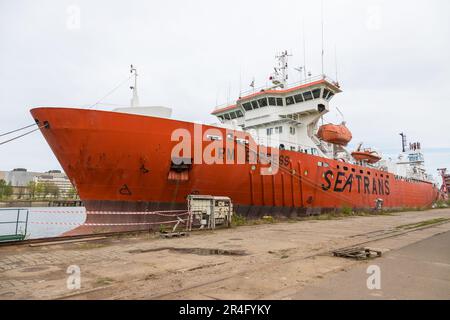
[75,242,108,250]
[341,206,353,216]
[434,200,450,209]
[396,218,449,230]
[231,214,247,227]
[95,277,114,286]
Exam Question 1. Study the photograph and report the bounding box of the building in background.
[0,168,76,199]
[33,170,73,195]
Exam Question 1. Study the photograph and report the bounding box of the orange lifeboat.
[351,150,382,164]
[317,123,352,146]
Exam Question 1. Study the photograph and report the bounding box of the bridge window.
[224,113,231,120]
[326,92,335,101]
[294,94,304,103]
[286,96,295,105]
[323,88,331,98]
[258,97,268,107]
[251,101,259,109]
[230,112,237,119]
[236,110,243,117]
[268,97,276,106]
[243,102,252,111]
[303,91,313,101]
[312,89,321,99]
[276,98,284,106]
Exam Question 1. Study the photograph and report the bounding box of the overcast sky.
[1,0,449,180]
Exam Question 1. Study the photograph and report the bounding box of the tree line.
[0,179,77,200]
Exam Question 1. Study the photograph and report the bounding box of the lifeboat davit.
[317,123,352,146]
[351,150,382,164]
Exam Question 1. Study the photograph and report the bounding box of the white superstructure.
[211,52,434,183]
[212,51,343,159]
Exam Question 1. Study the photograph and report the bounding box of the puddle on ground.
[21,266,49,273]
[129,247,247,256]
[3,264,62,278]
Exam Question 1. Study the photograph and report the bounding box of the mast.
[399,132,407,153]
[271,50,291,88]
[130,64,139,107]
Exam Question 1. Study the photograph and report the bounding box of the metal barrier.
[0,208,29,242]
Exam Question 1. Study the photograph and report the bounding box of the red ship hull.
[30,107,439,234]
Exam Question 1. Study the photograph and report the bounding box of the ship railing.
[213,74,338,111]
[0,208,29,242]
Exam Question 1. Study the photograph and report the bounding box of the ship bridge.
[211,52,343,158]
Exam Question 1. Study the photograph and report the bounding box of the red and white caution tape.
[31,210,85,214]
[30,218,188,227]
[30,210,189,216]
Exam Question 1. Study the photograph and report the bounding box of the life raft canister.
[317,124,352,146]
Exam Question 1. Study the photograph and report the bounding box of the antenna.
[334,44,339,83]
[250,77,255,92]
[321,0,325,76]
[130,64,139,107]
[239,67,242,98]
[302,19,307,80]
[294,66,304,82]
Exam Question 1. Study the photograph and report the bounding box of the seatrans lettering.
[321,170,390,195]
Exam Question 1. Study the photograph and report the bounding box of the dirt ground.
[1,208,450,300]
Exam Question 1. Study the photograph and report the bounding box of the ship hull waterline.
[30,107,439,235]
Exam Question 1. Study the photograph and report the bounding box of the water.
[0,207,86,239]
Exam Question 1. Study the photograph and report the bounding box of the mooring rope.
[0,125,46,146]
[0,123,37,138]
